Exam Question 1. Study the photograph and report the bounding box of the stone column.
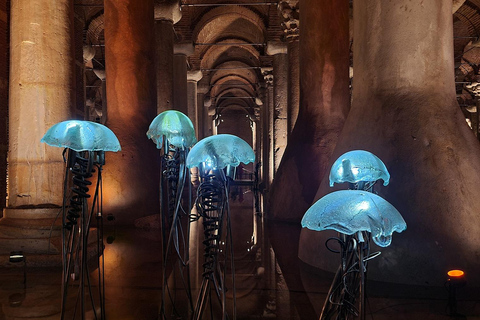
[186,70,203,137]
[173,42,194,115]
[204,96,215,137]
[104,0,160,224]
[0,0,74,265]
[197,82,209,140]
[268,0,350,221]
[278,1,300,135]
[301,0,480,287]
[155,1,181,113]
[261,67,274,185]
[0,1,8,211]
[267,42,288,173]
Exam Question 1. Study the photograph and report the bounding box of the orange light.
[448,270,465,278]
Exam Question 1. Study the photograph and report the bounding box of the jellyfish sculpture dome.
[186,134,255,170]
[329,150,390,187]
[301,190,406,247]
[41,120,121,152]
[146,110,196,149]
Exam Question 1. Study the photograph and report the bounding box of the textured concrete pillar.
[173,43,194,114]
[301,0,480,287]
[155,1,181,113]
[0,0,74,264]
[267,42,288,173]
[104,0,160,224]
[187,70,203,137]
[268,0,350,221]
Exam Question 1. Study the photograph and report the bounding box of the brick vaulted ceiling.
[74,0,480,134]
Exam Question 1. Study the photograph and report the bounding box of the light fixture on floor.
[446,269,466,317]
[9,251,26,290]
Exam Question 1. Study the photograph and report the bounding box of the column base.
[0,208,99,268]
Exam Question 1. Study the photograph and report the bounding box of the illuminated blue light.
[301,190,406,247]
[146,110,196,149]
[41,120,121,152]
[186,134,255,169]
[329,150,390,187]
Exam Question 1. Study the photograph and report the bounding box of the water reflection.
[1,186,468,319]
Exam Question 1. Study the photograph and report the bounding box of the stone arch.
[86,13,104,44]
[200,40,261,70]
[193,6,266,46]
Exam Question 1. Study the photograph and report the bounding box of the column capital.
[278,1,300,41]
[197,83,210,94]
[266,41,288,56]
[453,0,466,13]
[174,42,195,56]
[93,69,106,81]
[261,67,274,86]
[187,70,203,82]
[154,0,182,23]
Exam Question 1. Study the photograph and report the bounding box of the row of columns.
[0,0,300,264]
[0,0,206,264]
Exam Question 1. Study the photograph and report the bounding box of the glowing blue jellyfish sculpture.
[41,119,120,320]
[146,110,196,149]
[302,190,406,247]
[186,134,255,170]
[329,150,389,187]
[41,120,121,152]
[186,134,254,320]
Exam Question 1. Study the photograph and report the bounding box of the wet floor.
[1,193,479,319]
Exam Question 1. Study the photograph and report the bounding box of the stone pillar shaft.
[0,0,74,265]
[271,51,288,172]
[287,40,299,134]
[173,55,187,114]
[187,70,203,137]
[267,84,274,183]
[104,0,160,224]
[173,43,193,115]
[0,1,8,211]
[268,0,350,221]
[7,0,74,210]
[155,19,174,113]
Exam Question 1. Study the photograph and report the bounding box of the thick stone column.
[173,42,194,114]
[0,0,8,211]
[187,70,203,136]
[155,1,181,113]
[204,96,215,137]
[261,67,274,185]
[267,42,288,173]
[104,0,160,224]
[301,0,480,286]
[197,83,209,140]
[268,0,350,221]
[278,1,300,134]
[0,0,74,265]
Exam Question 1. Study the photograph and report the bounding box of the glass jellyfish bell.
[41,120,121,152]
[186,134,255,170]
[146,110,196,149]
[301,190,406,247]
[329,150,390,187]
